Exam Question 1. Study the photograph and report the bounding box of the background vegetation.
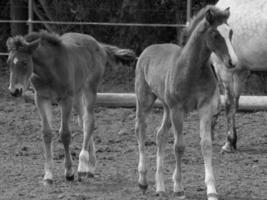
[2,0,216,54]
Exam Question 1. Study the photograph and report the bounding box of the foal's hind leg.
[135,91,156,192]
[73,93,84,128]
[155,104,171,195]
[59,97,75,181]
[199,93,220,200]
[78,89,97,179]
[35,96,54,185]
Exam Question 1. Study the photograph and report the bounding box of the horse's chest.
[166,72,217,112]
[31,75,74,103]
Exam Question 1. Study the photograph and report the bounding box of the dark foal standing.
[7,31,136,184]
[135,6,237,200]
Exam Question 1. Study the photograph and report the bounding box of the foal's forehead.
[217,23,232,38]
[8,51,28,65]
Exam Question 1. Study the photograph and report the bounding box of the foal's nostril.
[10,88,22,97]
[18,88,23,96]
[228,59,235,68]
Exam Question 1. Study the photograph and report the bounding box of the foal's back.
[60,33,106,92]
[135,43,181,101]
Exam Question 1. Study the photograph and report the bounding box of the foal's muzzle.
[10,88,23,97]
[228,59,235,69]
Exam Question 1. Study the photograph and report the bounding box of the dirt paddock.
[0,75,266,200]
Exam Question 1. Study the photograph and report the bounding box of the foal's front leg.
[59,98,74,181]
[35,95,54,185]
[170,106,185,199]
[199,96,219,200]
[155,105,171,195]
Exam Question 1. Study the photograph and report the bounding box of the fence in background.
[0,0,192,56]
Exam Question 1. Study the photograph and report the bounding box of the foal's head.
[180,6,238,69]
[204,7,238,68]
[6,36,39,97]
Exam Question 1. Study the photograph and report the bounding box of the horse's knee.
[225,98,230,110]
[42,129,52,143]
[83,111,95,125]
[135,116,146,135]
[135,122,141,138]
[200,138,212,156]
[156,131,166,150]
[174,143,185,155]
[60,129,71,146]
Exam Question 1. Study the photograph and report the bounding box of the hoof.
[221,142,235,153]
[43,179,53,186]
[138,183,148,194]
[66,174,75,181]
[78,172,86,181]
[174,191,186,199]
[87,172,94,178]
[207,193,218,200]
[78,171,94,181]
[156,191,167,198]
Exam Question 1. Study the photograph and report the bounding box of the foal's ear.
[6,37,14,51]
[26,39,40,54]
[224,7,230,19]
[205,8,215,25]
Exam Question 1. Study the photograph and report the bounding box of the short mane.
[179,5,213,46]
[7,30,62,52]
[25,30,62,46]
[6,36,26,51]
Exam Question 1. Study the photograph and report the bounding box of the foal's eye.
[19,61,28,72]
[212,32,220,40]
[229,29,233,40]
[21,61,27,66]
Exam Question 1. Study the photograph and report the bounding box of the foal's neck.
[182,21,211,69]
[31,46,55,82]
[167,20,212,98]
[172,21,211,79]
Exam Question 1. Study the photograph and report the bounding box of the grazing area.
[0,74,266,200]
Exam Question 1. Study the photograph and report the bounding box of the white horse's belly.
[217,0,267,71]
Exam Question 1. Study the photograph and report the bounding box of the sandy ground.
[0,74,266,200]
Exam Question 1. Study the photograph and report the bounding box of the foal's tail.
[102,44,136,66]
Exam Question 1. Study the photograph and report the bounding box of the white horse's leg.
[222,69,249,152]
[170,106,185,199]
[59,98,74,181]
[199,92,220,200]
[222,83,237,152]
[211,54,237,152]
[155,104,171,195]
[35,95,54,185]
[78,89,96,179]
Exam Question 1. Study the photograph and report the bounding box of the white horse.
[211,0,267,152]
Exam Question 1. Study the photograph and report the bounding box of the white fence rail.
[23,92,267,110]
